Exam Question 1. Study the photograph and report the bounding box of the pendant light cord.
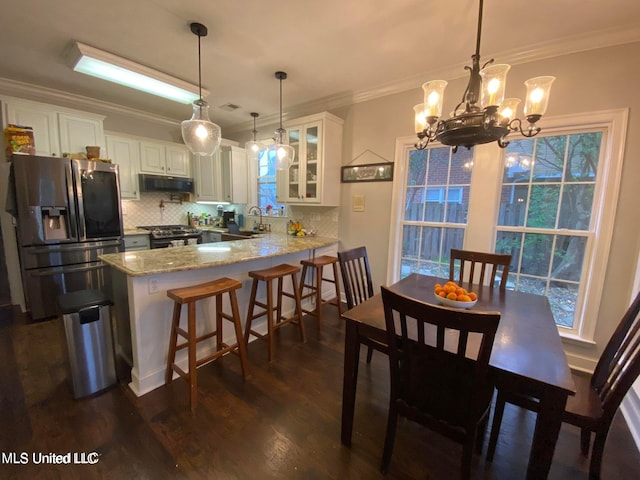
[197,32,202,101]
[279,76,283,129]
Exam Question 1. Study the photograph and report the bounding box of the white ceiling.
[1,0,639,132]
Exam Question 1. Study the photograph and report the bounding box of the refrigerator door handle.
[26,240,122,255]
[29,263,106,277]
[65,161,79,240]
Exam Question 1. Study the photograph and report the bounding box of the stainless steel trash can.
[57,289,117,399]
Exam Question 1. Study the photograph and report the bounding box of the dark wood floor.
[2,303,640,479]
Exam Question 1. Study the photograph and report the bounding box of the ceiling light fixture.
[181,22,222,156]
[245,112,264,162]
[70,42,204,104]
[267,71,295,171]
[413,0,555,153]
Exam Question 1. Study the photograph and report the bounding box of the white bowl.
[434,292,477,309]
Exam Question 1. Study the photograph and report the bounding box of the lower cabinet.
[202,231,222,243]
[123,234,150,251]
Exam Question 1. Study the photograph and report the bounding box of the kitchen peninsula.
[100,233,338,397]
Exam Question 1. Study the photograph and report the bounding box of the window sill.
[559,331,596,347]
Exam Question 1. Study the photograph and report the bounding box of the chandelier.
[245,112,264,162]
[413,0,555,153]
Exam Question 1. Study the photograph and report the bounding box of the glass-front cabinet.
[276,112,343,206]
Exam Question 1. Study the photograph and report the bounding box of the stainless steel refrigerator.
[10,154,123,320]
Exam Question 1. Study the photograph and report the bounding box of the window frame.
[388,109,628,343]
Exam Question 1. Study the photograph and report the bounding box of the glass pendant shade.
[182,99,221,155]
[270,129,295,170]
[524,76,556,118]
[421,80,447,119]
[498,98,521,122]
[480,64,511,107]
[244,140,263,161]
[414,103,428,133]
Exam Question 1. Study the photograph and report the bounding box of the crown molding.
[0,77,180,127]
[3,26,639,137]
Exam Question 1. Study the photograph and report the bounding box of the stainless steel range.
[137,225,203,249]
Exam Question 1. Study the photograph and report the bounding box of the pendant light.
[244,112,264,162]
[267,71,295,170]
[181,22,222,156]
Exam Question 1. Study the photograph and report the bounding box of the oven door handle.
[28,263,106,277]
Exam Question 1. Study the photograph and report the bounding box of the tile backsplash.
[122,193,339,237]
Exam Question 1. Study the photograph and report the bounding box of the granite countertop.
[100,233,338,277]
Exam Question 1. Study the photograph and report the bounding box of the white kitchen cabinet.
[220,146,248,204]
[140,141,190,177]
[105,134,140,199]
[276,111,343,206]
[123,234,150,251]
[1,96,105,158]
[58,112,104,156]
[193,153,218,202]
[193,144,247,204]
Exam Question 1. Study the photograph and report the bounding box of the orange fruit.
[468,292,477,301]
[455,287,467,296]
[458,294,471,302]
[438,291,446,298]
[446,292,457,300]
[434,283,442,290]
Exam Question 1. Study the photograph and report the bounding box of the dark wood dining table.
[340,273,576,480]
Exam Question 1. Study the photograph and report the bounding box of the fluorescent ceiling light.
[69,42,208,104]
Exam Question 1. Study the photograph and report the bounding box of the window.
[496,134,600,329]
[388,109,627,341]
[400,146,473,279]
[257,147,286,213]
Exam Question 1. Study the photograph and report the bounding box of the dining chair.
[380,286,501,479]
[486,289,640,480]
[337,246,383,362]
[449,248,512,291]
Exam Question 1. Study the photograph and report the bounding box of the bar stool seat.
[300,255,343,332]
[166,277,249,411]
[244,263,305,361]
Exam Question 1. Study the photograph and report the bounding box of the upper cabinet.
[139,141,190,177]
[193,144,247,204]
[1,97,105,157]
[220,146,248,204]
[105,134,140,200]
[276,111,343,206]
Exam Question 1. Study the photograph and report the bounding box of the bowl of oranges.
[433,281,478,309]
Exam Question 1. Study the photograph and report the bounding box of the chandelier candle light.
[413,0,555,152]
[181,22,222,156]
[268,71,295,171]
[245,112,264,162]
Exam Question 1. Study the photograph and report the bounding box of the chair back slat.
[450,249,512,291]
[338,246,374,310]
[381,286,501,431]
[592,290,640,420]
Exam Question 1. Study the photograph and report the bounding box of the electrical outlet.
[148,278,160,294]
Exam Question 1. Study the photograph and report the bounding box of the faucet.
[248,205,264,231]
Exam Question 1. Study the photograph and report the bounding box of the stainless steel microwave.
[139,174,194,193]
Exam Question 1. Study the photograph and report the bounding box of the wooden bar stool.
[244,264,306,361]
[299,255,343,332]
[166,277,249,411]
